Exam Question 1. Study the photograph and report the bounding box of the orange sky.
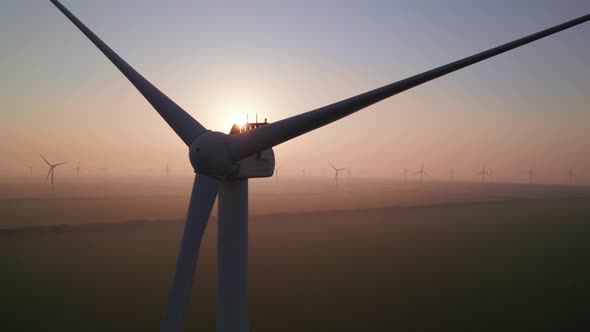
[1,1,589,184]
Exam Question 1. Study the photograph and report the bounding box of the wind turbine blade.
[49,0,206,146]
[53,162,69,167]
[162,175,219,331]
[44,168,52,184]
[328,162,337,171]
[40,154,51,166]
[225,14,590,161]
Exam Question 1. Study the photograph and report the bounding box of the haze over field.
[1,179,590,331]
[1,0,590,183]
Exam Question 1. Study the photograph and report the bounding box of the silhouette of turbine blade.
[53,161,69,167]
[225,13,590,160]
[44,168,52,184]
[162,175,219,331]
[40,154,51,166]
[328,162,337,171]
[49,0,206,146]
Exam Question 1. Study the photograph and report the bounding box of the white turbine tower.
[48,1,590,330]
[329,162,347,185]
[415,162,428,184]
[40,154,68,192]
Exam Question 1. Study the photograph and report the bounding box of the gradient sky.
[1,0,589,183]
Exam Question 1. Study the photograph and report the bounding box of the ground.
[1,176,589,331]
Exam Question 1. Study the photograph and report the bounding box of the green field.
[2,196,590,331]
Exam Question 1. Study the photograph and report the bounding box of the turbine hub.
[189,131,238,178]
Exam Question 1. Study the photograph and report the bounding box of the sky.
[1,0,589,184]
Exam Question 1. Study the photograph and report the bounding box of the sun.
[231,113,248,128]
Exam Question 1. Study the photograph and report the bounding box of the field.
[1,176,590,331]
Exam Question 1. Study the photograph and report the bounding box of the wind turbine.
[528,168,535,185]
[415,162,428,184]
[28,165,33,176]
[274,167,280,183]
[450,168,454,183]
[48,1,590,330]
[346,167,352,183]
[568,169,574,185]
[163,163,171,176]
[73,161,80,176]
[40,154,68,192]
[99,167,109,176]
[297,168,306,177]
[329,162,347,185]
[478,164,489,184]
[401,168,409,182]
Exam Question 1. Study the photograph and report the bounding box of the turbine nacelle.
[189,130,275,180]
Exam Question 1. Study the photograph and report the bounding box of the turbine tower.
[415,162,428,184]
[568,169,574,185]
[450,168,454,183]
[528,168,535,185]
[346,167,352,183]
[478,164,489,184]
[40,154,68,192]
[73,161,80,176]
[48,1,590,330]
[274,167,280,183]
[163,163,171,176]
[329,162,347,185]
[28,165,33,176]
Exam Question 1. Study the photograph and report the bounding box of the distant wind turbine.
[346,167,352,184]
[450,168,454,183]
[329,162,347,185]
[478,164,489,184]
[40,154,68,192]
[28,165,33,176]
[297,168,306,177]
[415,162,428,184]
[401,168,409,182]
[275,167,280,183]
[568,169,574,185]
[73,161,81,176]
[163,163,171,176]
[528,168,535,185]
[99,167,109,176]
